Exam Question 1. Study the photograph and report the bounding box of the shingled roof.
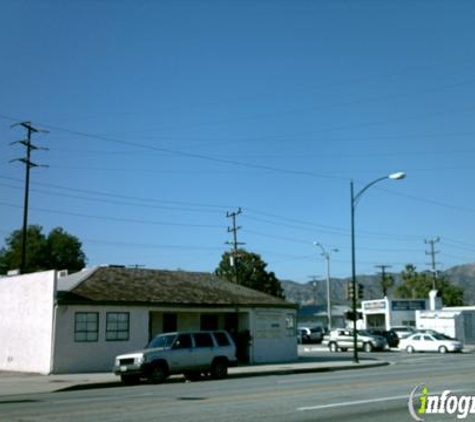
[57,266,295,308]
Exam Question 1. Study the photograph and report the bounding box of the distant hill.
[281,263,475,306]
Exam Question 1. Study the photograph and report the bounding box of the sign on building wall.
[363,300,387,313]
[255,312,284,339]
[391,300,426,311]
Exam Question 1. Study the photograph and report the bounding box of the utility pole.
[314,242,338,331]
[425,237,440,289]
[374,264,393,297]
[225,208,245,284]
[9,122,48,273]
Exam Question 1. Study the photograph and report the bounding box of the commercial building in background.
[362,297,430,330]
[362,294,475,344]
[0,266,297,374]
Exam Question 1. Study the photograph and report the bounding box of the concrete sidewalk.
[0,356,388,397]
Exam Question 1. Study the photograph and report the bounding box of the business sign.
[255,312,283,338]
[391,300,426,311]
[363,300,387,313]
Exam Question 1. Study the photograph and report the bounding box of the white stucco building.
[362,297,430,330]
[0,267,297,374]
[416,306,475,344]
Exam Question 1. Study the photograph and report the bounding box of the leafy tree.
[394,264,464,306]
[215,249,285,299]
[0,225,87,274]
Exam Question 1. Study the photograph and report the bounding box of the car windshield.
[432,333,451,341]
[146,334,176,349]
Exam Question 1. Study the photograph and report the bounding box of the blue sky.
[1,1,475,283]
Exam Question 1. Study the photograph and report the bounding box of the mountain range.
[280,263,475,306]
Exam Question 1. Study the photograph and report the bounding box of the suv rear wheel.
[329,342,338,353]
[210,358,228,379]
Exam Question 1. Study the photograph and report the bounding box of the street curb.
[58,361,390,393]
[226,361,390,379]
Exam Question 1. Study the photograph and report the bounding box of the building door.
[163,313,177,333]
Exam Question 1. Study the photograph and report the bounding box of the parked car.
[322,328,388,352]
[113,330,237,384]
[366,329,399,348]
[416,329,455,340]
[391,326,417,339]
[398,332,463,354]
[298,326,324,344]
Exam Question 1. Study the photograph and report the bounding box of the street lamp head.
[388,171,406,180]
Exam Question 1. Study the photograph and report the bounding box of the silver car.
[323,328,388,352]
[113,330,237,384]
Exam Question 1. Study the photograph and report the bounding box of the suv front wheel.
[149,362,169,384]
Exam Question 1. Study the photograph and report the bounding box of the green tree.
[395,264,464,306]
[0,225,87,274]
[215,249,285,299]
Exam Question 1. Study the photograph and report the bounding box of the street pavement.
[0,352,388,397]
[1,352,474,422]
[2,344,473,398]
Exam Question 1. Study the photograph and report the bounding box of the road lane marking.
[297,394,408,411]
[297,389,467,412]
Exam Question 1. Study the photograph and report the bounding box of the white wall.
[52,305,149,373]
[52,305,298,372]
[0,271,56,374]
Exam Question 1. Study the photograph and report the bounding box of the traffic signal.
[346,281,355,300]
[357,283,365,300]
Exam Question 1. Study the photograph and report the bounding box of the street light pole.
[314,242,338,331]
[350,172,406,364]
[350,180,358,363]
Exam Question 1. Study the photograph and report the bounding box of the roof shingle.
[57,267,295,308]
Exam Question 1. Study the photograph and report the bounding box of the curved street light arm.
[352,176,389,207]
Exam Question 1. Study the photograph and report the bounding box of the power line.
[0,201,224,229]
[0,116,348,181]
[0,175,232,211]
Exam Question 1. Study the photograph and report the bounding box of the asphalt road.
[1,352,474,422]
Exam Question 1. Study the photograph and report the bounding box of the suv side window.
[194,332,214,347]
[214,332,230,346]
[173,334,192,349]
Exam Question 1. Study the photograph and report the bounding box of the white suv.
[113,330,237,384]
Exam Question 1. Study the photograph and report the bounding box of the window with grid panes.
[74,312,99,342]
[106,312,130,341]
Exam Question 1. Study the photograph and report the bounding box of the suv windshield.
[146,334,176,349]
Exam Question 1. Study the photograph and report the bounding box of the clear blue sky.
[1,1,475,283]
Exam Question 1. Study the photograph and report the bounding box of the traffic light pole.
[350,181,359,363]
